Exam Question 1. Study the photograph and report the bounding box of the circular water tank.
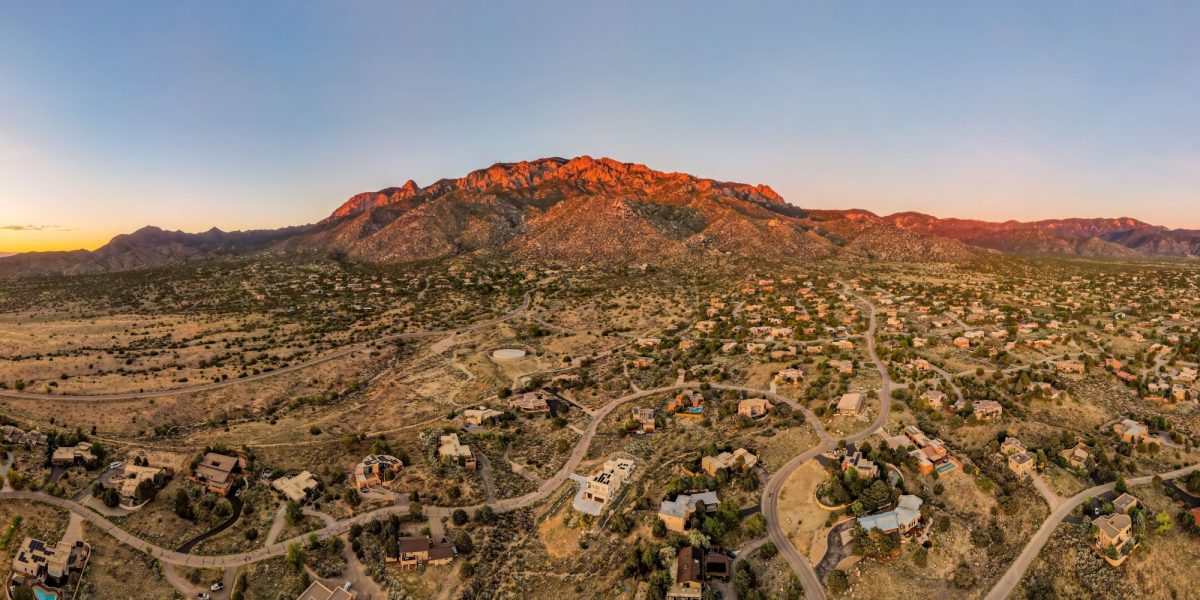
[491,348,527,362]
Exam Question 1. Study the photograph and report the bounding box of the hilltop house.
[353,454,404,490]
[272,471,320,503]
[658,491,720,533]
[1113,419,1158,445]
[437,434,477,470]
[1113,493,1139,515]
[0,425,47,447]
[920,390,947,410]
[1007,451,1035,477]
[191,452,245,497]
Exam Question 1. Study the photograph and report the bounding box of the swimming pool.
[34,587,58,600]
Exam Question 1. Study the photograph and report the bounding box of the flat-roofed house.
[658,491,720,533]
[1112,493,1139,515]
[272,471,320,503]
[463,408,503,426]
[50,442,95,467]
[841,451,879,479]
[437,434,477,470]
[774,368,805,385]
[191,452,245,496]
[737,398,771,418]
[920,390,947,410]
[297,580,357,600]
[631,407,656,432]
[388,536,456,570]
[112,464,166,507]
[1060,443,1092,469]
[700,448,758,476]
[972,400,1003,421]
[1007,452,1034,477]
[353,454,403,490]
[582,458,635,506]
[12,536,89,588]
[836,393,865,416]
[1113,419,1157,445]
[507,391,551,413]
[1093,512,1137,566]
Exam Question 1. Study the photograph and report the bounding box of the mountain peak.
[325,155,791,222]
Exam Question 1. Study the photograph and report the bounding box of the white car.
[210,582,224,591]
[197,594,211,600]
[109,462,122,470]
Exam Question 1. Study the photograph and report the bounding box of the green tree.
[285,500,304,525]
[286,542,306,573]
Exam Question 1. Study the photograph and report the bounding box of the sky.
[1,1,1198,252]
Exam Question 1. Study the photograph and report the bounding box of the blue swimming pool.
[34,588,58,600]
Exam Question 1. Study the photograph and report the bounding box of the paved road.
[0,292,530,402]
[757,284,896,600]
[984,462,1200,600]
[0,380,687,569]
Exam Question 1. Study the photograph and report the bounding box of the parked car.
[210,582,224,591]
[197,594,211,600]
[109,462,122,470]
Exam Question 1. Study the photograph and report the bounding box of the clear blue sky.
[1,1,1198,251]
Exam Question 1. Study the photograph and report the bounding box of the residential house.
[666,546,704,600]
[1092,512,1137,566]
[297,580,356,600]
[668,390,705,419]
[1112,493,1139,515]
[920,390,947,410]
[700,448,758,476]
[631,356,655,369]
[1060,443,1092,470]
[737,398,771,419]
[836,393,865,416]
[658,491,720,533]
[508,391,551,413]
[272,471,320,503]
[857,495,924,535]
[1008,452,1035,477]
[582,458,636,506]
[774,368,805,384]
[353,454,403,490]
[12,536,89,589]
[191,452,245,496]
[841,451,880,479]
[111,464,166,508]
[631,407,657,432]
[1113,419,1158,445]
[829,360,854,374]
[1055,360,1086,374]
[389,536,456,570]
[972,400,1003,421]
[50,442,95,467]
[463,407,503,426]
[999,437,1026,456]
[0,425,47,447]
[437,434,477,470]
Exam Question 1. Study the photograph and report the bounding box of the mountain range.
[3,156,1197,277]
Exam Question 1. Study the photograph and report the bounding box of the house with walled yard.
[1092,512,1137,566]
[774,368,805,385]
[700,448,758,476]
[298,580,357,600]
[857,495,924,536]
[666,546,705,600]
[11,535,90,592]
[272,471,320,503]
[463,407,503,426]
[508,391,551,413]
[972,400,1003,420]
[1060,443,1093,469]
[387,536,456,570]
[50,442,95,467]
[353,454,404,490]
[582,458,636,508]
[668,390,705,419]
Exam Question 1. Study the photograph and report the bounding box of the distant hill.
[4,155,1196,277]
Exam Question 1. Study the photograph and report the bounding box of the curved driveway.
[0,293,530,402]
